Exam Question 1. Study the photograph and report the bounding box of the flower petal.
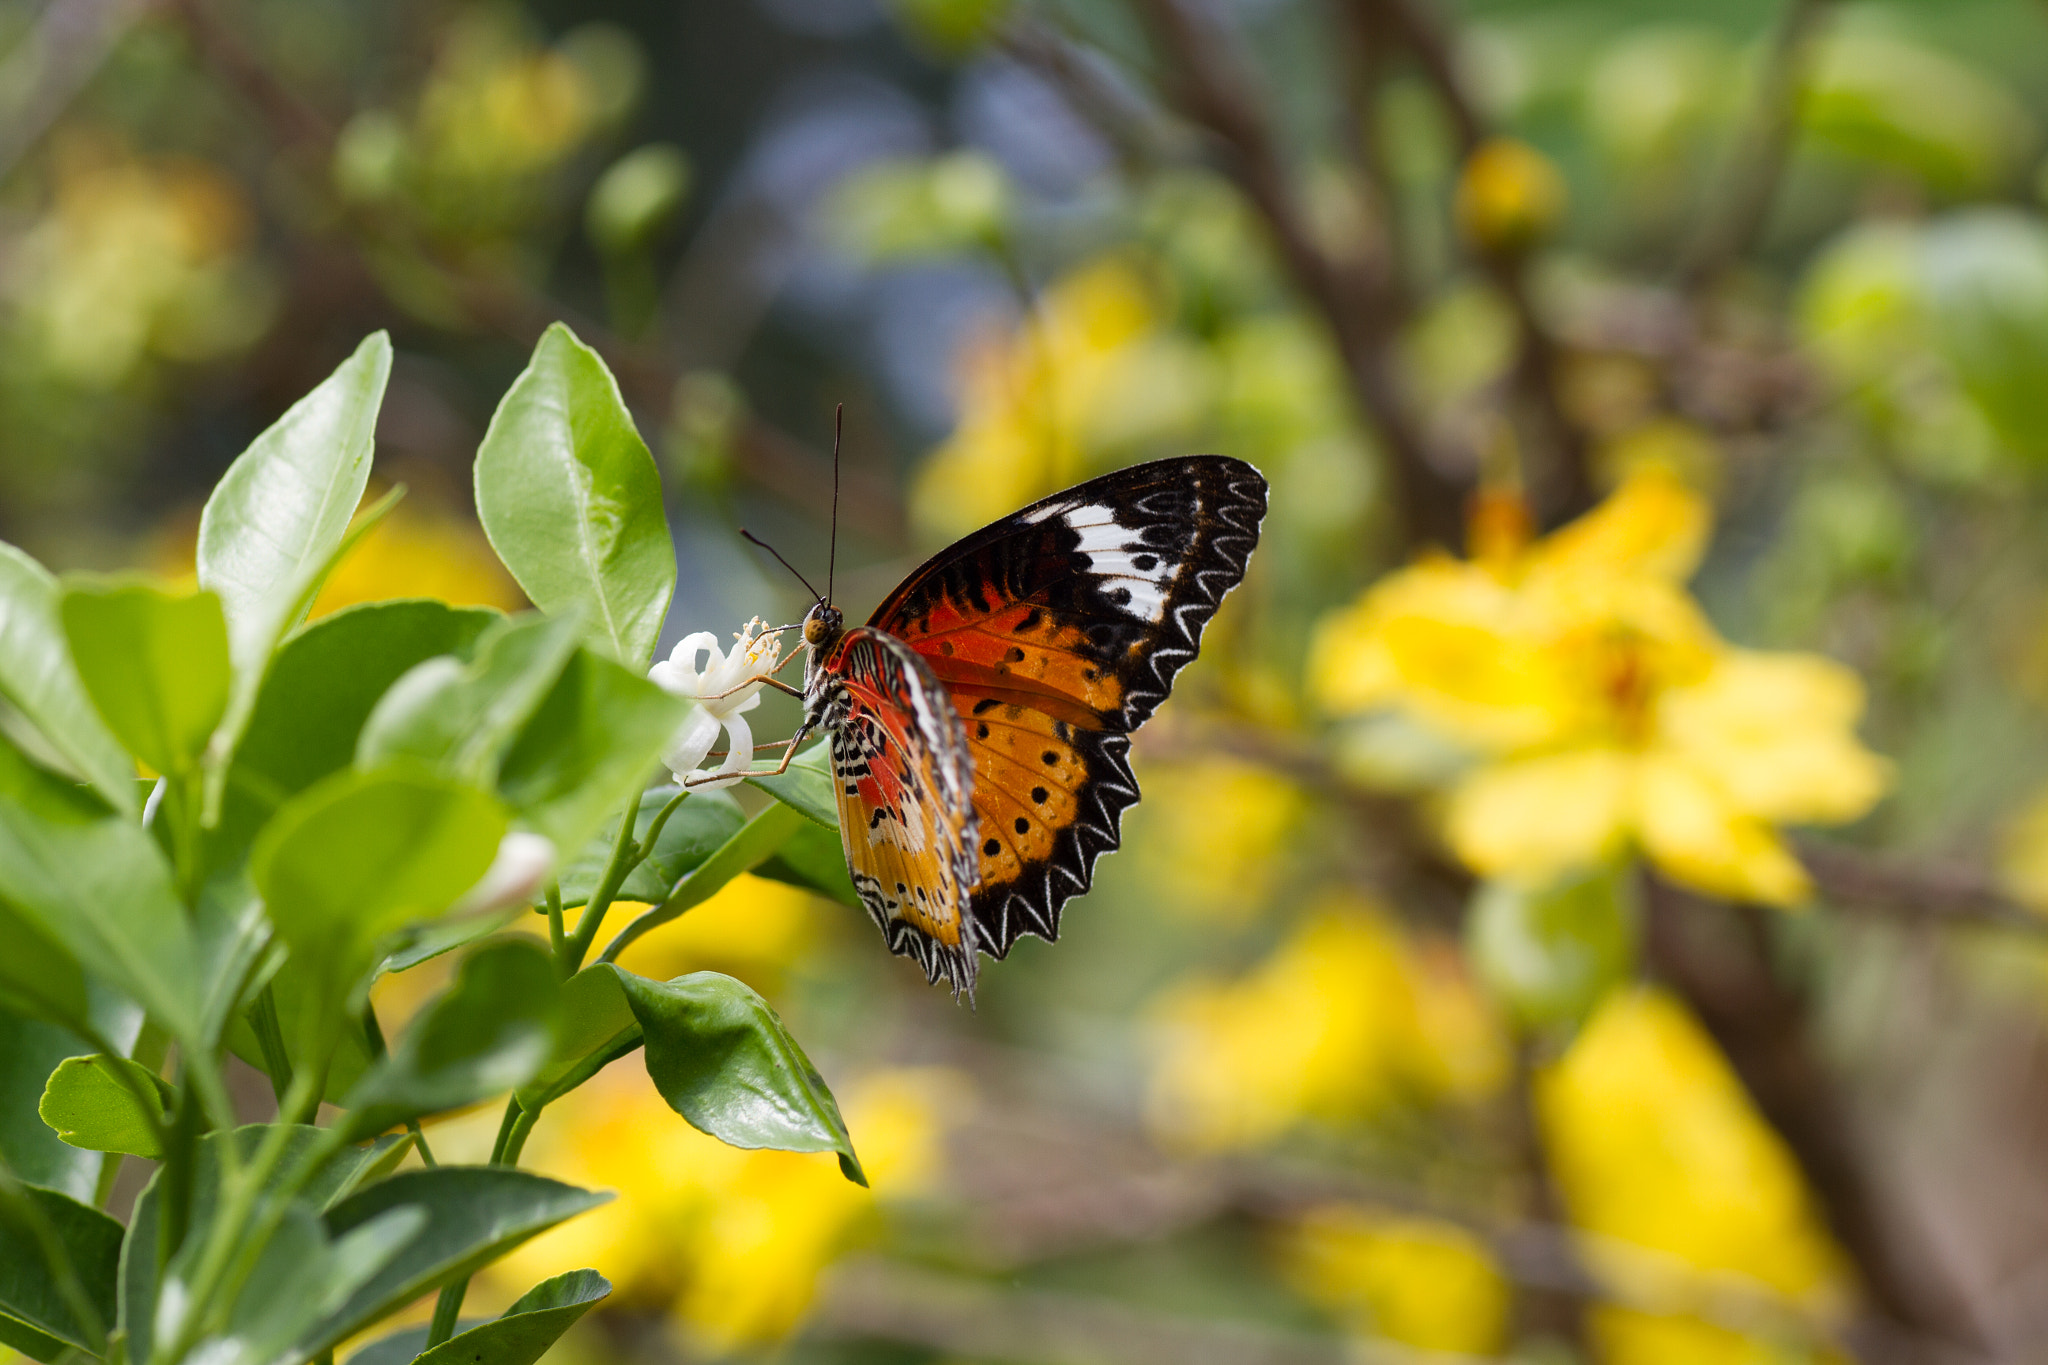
[1531,464,1709,582]
[1446,749,1633,882]
[1633,754,1812,906]
[661,705,723,782]
[689,711,753,791]
[1654,650,1890,826]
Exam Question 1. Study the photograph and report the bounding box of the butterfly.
[770,455,1267,994]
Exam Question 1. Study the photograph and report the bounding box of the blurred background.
[9,0,2048,1360]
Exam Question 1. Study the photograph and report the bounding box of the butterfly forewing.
[869,455,1268,958]
[813,626,983,992]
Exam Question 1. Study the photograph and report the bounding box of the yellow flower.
[308,493,526,618]
[600,873,826,991]
[1455,137,1568,255]
[1277,1205,1510,1354]
[495,1064,964,1350]
[1311,467,1889,905]
[1539,988,1847,1362]
[910,257,1210,541]
[1120,757,1306,921]
[1144,896,1505,1152]
[10,134,272,387]
[1999,787,2048,913]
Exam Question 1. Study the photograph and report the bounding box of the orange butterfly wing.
[869,455,1268,960]
[813,626,982,992]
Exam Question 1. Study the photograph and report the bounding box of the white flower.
[649,616,783,790]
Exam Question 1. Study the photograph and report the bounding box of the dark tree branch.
[166,0,903,541]
[1123,0,1467,549]
[1340,0,1595,522]
[1677,0,1836,291]
[1644,881,1993,1363]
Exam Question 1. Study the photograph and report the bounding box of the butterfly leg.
[678,720,816,786]
[695,675,804,702]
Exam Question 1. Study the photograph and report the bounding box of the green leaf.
[1466,868,1638,1031]
[0,1182,121,1355]
[251,766,509,967]
[189,1201,423,1365]
[58,580,231,778]
[556,786,746,907]
[754,818,859,908]
[312,1168,610,1354]
[356,612,583,784]
[37,1056,170,1159]
[746,741,838,829]
[1923,209,2048,462]
[598,802,806,962]
[514,966,638,1112]
[216,599,497,864]
[348,1268,610,1365]
[225,949,374,1105]
[0,903,90,1035]
[120,1126,427,1363]
[344,939,560,1138]
[608,967,864,1185]
[0,543,137,815]
[0,735,204,1042]
[380,904,527,976]
[198,332,392,778]
[495,648,689,859]
[0,1006,140,1203]
[474,323,675,667]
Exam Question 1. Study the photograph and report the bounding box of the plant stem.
[249,985,295,1108]
[544,882,566,970]
[426,1097,530,1350]
[636,789,689,861]
[562,793,651,974]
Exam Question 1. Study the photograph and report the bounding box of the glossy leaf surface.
[474,323,674,668]
[59,581,230,777]
[0,543,137,814]
[611,967,864,1184]
[37,1055,169,1158]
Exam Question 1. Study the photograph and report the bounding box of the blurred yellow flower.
[1539,988,1847,1362]
[10,134,272,387]
[1455,137,1568,255]
[415,16,597,187]
[1121,757,1306,921]
[600,873,826,991]
[1277,1205,1510,1354]
[1311,467,1889,905]
[911,257,1211,541]
[1998,787,2048,913]
[309,495,525,618]
[498,1064,964,1351]
[1145,896,1505,1152]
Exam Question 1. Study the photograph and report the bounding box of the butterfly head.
[802,601,844,653]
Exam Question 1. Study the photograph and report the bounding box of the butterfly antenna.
[740,528,824,605]
[827,403,842,606]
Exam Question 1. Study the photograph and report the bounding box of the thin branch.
[1342,0,1594,522]
[1677,0,1835,291]
[1121,0,1466,548]
[0,0,150,182]
[166,0,903,542]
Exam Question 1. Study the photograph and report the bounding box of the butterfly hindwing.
[869,455,1268,958]
[813,625,982,992]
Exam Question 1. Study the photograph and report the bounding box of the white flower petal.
[661,705,724,782]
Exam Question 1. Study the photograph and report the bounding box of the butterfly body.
[800,455,1268,993]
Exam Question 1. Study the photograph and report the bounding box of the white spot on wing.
[1060,505,1180,622]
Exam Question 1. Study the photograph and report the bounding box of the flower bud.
[1454,137,1566,257]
